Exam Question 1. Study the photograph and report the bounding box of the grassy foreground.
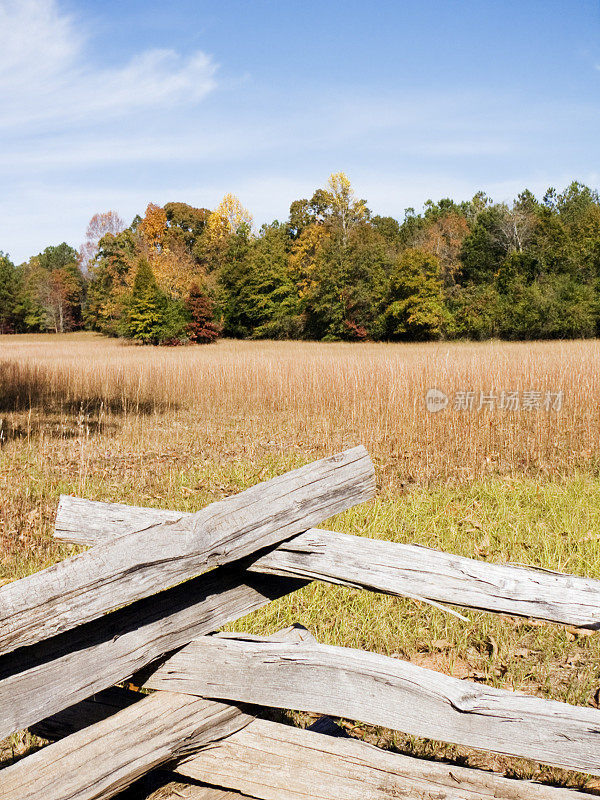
[2,333,600,791]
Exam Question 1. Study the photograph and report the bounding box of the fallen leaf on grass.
[565,625,595,638]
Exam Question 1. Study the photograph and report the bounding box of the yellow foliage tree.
[288,223,329,298]
[205,193,253,242]
[139,203,168,248]
[138,203,204,297]
[197,193,253,273]
[326,172,368,244]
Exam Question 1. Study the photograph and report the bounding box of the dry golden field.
[2,332,600,484]
[2,332,600,792]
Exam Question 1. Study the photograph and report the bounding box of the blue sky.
[1,0,599,263]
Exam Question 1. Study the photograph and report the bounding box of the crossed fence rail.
[1,445,600,799]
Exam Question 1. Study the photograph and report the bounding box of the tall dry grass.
[1,332,599,485]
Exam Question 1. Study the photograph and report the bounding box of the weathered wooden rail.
[57,496,600,628]
[2,445,600,799]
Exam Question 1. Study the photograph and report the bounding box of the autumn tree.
[186,283,221,343]
[326,172,369,243]
[202,193,253,257]
[72,176,600,343]
[79,211,125,273]
[197,193,253,274]
[138,203,205,297]
[208,193,253,237]
[20,244,83,333]
[415,211,470,285]
[288,220,329,297]
[289,173,368,244]
[287,174,382,340]
[86,227,142,334]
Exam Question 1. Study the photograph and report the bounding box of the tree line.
[2,173,600,343]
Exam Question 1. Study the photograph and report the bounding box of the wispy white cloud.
[0,0,217,130]
[0,86,570,173]
[1,0,598,264]
[0,0,219,260]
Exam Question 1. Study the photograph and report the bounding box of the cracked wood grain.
[178,717,597,800]
[31,688,596,800]
[143,633,600,775]
[0,447,374,657]
[1,629,316,799]
[57,495,600,629]
[0,568,304,741]
[0,692,253,800]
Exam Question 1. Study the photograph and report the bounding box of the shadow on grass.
[0,360,177,421]
[0,417,119,443]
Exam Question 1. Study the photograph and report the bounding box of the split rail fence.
[2,445,600,798]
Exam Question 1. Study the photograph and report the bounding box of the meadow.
[2,332,600,792]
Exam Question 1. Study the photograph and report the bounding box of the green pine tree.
[0,253,20,333]
[123,258,168,344]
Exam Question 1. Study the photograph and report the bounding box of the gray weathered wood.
[0,447,374,656]
[179,717,598,800]
[0,691,252,800]
[0,567,304,741]
[181,790,248,800]
[29,626,316,741]
[28,691,596,800]
[176,790,248,800]
[149,785,250,800]
[144,633,600,775]
[56,496,600,629]
[29,686,144,741]
[55,499,187,546]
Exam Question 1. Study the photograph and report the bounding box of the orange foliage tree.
[138,203,205,297]
[416,212,470,284]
